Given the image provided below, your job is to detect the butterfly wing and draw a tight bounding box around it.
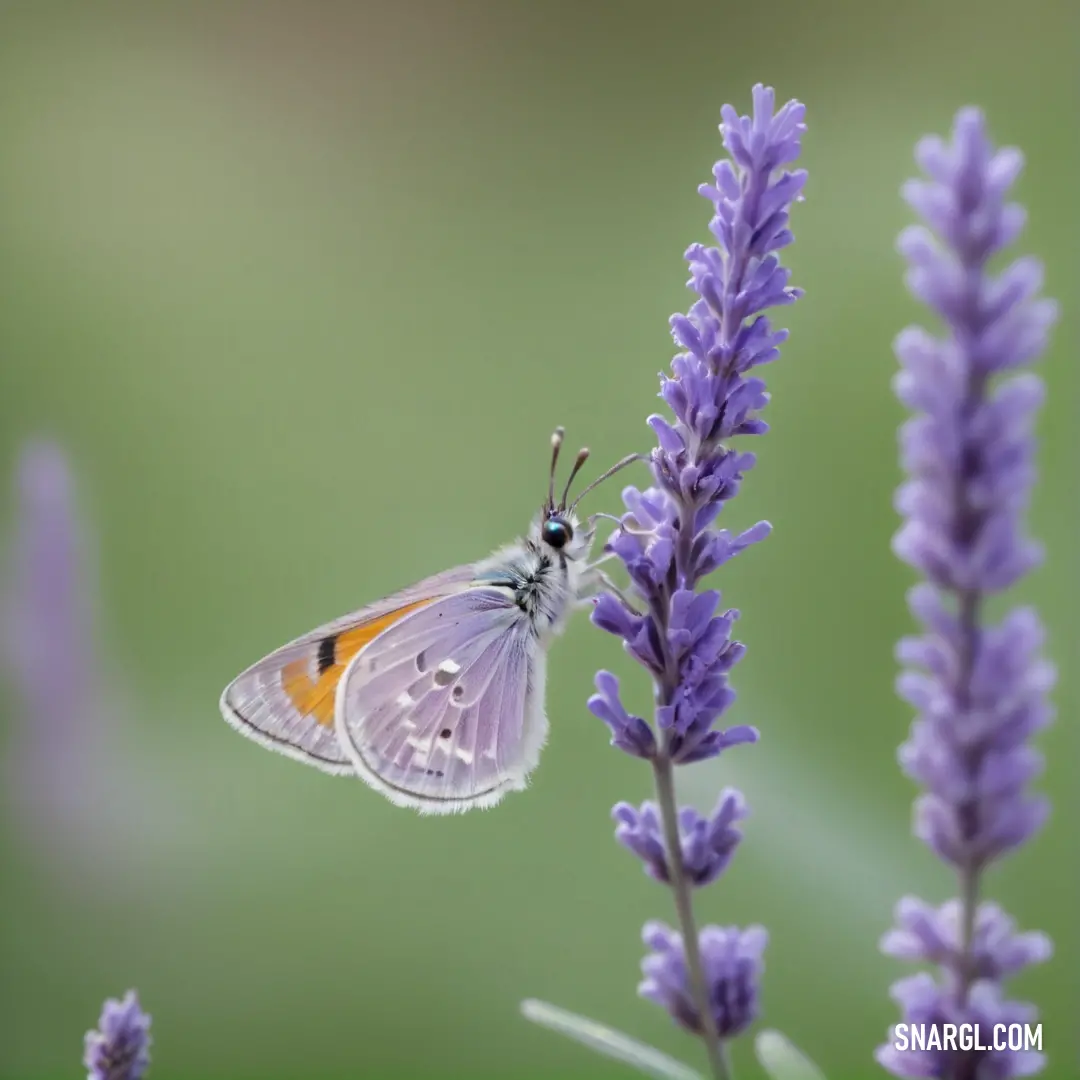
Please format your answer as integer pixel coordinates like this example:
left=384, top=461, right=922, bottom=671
left=334, top=587, right=549, bottom=813
left=219, top=567, right=477, bottom=774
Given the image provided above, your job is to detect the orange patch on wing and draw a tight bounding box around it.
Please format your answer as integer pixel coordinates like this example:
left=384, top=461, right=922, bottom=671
left=281, top=599, right=433, bottom=727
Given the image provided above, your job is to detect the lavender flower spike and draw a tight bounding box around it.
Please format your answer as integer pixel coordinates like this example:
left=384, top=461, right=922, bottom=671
left=640, top=922, right=767, bottom=1040
left=614, top=790, right=747, bottom=887
left=589, top=85, right=806, bottom=1080
left=84, top=990, right=152, bottom=1080
left=3, top=440, right=102, bottom=839
left=880, top=108, right=1056, bottom=1078
left=1, top=439, right=154, bottom=869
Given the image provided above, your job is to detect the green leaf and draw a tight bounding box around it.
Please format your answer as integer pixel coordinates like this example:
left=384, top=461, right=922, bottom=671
left=754, top=1029, right=827, bottom=1080
left=520, top=998, right=705, bottom=1080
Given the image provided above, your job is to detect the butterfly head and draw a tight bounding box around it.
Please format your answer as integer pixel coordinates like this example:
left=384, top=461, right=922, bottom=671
left=536, top=425, right=637, bottom=563
left=527, top=506, right=589, bottom=563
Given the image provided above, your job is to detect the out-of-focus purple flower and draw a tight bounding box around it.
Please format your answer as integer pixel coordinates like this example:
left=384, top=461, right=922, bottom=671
left=613, top=790, right=747, bottom=887
left=1, top=439, right=176, bottom=873
left=83, top=990, right=152, bottom=1080
left=639, top=921, right=767, bottom=1039
left=896, top=597, right=1053, bottom=868
left=882, top=108, right=1056, bottom=1076
left=3, top=440, right=102, bottom=832
left=882, top=898, right=1052, bottom=983
left=876, top=976, right=1045, bottom=1079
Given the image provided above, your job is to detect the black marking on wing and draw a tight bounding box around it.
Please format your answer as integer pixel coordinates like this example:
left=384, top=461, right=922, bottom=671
left=316, top=634, right=338, bottom=675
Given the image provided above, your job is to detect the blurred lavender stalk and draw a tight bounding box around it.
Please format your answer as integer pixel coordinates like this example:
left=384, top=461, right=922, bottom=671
left=84, top=990, right=152, bottom=1080
left=4, top=440, right=102, bottom=828
left=879, top=109, right=1057, bottom=1078
left=2, top=439, right=150, bottom=867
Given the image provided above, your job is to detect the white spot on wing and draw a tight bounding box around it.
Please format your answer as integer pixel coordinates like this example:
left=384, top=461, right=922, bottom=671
left=406, top=734, right=435, bottom=754
left=437, top=659, right=462, bottom=675
left=396, top=692, right=414, bottom=708
left=454, top=747, right=474, bottom=764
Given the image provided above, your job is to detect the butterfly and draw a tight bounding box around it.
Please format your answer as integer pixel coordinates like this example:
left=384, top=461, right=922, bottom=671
left=219, top=429, right=638, bottom=815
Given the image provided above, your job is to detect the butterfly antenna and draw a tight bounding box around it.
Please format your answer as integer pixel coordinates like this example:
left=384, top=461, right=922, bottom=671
left=559, top=447, right=591, bottom=510
left=547, top=427, right=566, bottom=509
left=568, top=452, right=646, bottom=513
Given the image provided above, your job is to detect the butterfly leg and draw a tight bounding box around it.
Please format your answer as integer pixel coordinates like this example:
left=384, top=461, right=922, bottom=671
left=576, top=566, right=643, bottom=615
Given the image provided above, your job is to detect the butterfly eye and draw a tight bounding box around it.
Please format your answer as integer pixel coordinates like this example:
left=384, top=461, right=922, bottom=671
left=542, top=518, right=572, bottom=549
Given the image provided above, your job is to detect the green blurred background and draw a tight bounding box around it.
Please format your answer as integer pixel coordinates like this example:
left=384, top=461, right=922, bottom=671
left=0, top=2, right=1075, bottom=1077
